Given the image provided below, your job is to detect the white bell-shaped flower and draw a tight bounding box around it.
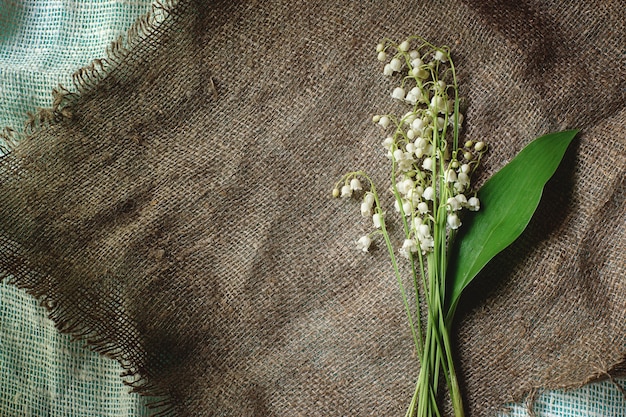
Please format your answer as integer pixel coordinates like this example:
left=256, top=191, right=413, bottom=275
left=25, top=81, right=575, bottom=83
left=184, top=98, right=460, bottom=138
left=356, top=235, right=372, bottom=252
left=447, top=213, right=462, bottom=229
left=341, top=184, right=352, bottom=198
left=445, top=169, right=458, bottom=183
left=455, top=193, right=467, bottom=206
left=389, top=57, right=402, bottom=72
left=411, top=118, right=425, bottom=132
left=382, top=136, right=394, bottom=151
left=363, top=192, right=375, bottom=207
left=372, top=213, right=383, bottom=228
left=457, top=172, right=470, bottom=186
left=401, top=199, right=413, bottom=215
left=420, top=236, right=434, bottom=253
left=391, top=87, right=406, bottom=100
left=468, top=196, right=480, bottom=211
left=401, top=238, right=418, bottom=258
left=423, top=186, right=435, bottom=201
left=361, top=201, right=373, bottom=217
left=350, top=178, right=362, bottom=191
left=447, top=197, right=461, bottom=211
left=434, top=50, right=448, bottom=62
left=417, top=223, right=431, bottom=239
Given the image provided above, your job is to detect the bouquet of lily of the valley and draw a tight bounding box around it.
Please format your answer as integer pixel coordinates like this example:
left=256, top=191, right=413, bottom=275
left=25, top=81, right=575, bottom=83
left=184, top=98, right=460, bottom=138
left=333, top=36, right=577, bottom=417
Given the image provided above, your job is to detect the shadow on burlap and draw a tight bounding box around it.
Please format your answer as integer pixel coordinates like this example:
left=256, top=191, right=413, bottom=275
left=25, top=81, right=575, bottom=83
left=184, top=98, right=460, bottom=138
left=0, top=0, right=624, bottom=415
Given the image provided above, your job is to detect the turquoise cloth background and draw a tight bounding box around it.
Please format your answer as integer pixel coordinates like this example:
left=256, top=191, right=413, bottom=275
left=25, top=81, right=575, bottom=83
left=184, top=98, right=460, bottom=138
left=0, top=1, right=624, bottom=416
left=0, top=1, right=153, bottom=415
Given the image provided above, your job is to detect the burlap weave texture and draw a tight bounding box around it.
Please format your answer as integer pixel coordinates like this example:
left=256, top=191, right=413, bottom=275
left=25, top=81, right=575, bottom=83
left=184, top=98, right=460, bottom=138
left=0, top=0, right=624, bottom=416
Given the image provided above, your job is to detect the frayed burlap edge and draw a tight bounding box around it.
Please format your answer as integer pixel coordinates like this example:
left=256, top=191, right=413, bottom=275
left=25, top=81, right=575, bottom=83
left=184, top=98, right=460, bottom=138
left=1, top=2, right=185, bottom=415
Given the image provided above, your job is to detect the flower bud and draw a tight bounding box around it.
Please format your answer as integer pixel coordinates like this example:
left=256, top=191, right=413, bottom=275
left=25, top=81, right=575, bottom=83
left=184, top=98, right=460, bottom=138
left=414, top=137, right=427, bottom=148
left=411, top=118, right=424, bottom=132
left=378, top=115, right=390, bottom=129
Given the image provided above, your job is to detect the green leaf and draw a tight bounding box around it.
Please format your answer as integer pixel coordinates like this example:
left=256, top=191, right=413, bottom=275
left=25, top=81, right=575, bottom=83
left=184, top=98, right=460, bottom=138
left=446, top=130, right=578, bottom=317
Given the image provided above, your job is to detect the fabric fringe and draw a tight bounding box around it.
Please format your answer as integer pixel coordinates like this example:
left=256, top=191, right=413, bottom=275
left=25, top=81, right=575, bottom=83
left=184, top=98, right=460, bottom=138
left=1, top=1, right=187, bottom=415
left=1, top=0, right=184, bottom=149
left=4, top=267, right=177, bottom=416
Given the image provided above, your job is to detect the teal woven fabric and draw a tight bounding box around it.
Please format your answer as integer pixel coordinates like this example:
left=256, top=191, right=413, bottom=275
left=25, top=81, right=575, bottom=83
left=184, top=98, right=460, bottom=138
left=502, top=383, right=626, bottom=417
left=0, top=1, right=153, bottom=415
left=0, top=0, right=152, bottom=138
left=0, top=284, right=152, bottom=416
left=0, top=1, right=624, bottom=416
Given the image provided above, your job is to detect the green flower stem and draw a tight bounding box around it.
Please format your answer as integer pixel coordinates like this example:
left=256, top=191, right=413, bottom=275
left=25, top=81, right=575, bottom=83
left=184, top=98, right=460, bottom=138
left=378, top=215, right=422, bottom=355
left=409, top=150, right=466, bottom=417
left=389, top=155, right=426, bottom=357
left=447, top=54, right=460, bottom=151
left=367, top=182, right=422, bottom=357
left=409, top=251, right=426, bottom=353
left=415, top=316, right=437, bottom=417
left=440, top=313, right=465, bottom=416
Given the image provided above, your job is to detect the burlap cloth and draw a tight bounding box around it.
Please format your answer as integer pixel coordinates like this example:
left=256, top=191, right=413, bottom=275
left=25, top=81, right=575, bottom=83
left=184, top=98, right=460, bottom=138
left=1, top=0, right=624, bottom=415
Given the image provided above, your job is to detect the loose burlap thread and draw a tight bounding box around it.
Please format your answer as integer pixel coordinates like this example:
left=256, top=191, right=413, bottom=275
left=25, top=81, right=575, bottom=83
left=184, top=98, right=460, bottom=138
left=0, top=0, right=624, bottom=416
